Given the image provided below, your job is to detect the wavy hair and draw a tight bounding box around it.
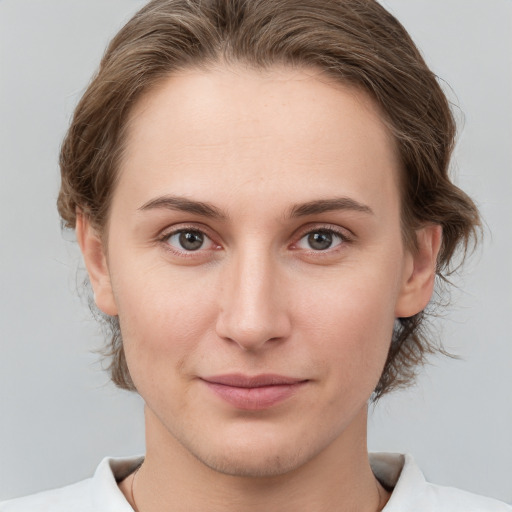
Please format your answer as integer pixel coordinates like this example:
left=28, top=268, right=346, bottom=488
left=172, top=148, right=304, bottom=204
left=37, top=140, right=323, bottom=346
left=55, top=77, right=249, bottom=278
left=58, top=0, right=480, bottom=399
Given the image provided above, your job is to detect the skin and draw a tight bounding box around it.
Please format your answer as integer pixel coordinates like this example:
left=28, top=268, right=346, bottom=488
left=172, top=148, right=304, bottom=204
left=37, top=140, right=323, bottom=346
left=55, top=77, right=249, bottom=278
left=77, top=65, right=441, bottom=512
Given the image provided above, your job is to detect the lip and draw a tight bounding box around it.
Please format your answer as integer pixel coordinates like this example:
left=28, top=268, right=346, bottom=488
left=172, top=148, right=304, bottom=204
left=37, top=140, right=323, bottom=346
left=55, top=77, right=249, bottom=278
left=201, top=374, right=308, bottom=410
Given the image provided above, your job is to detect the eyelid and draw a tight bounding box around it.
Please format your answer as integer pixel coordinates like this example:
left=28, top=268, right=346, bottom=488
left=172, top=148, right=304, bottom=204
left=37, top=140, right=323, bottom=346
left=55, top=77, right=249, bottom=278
left=290, top=224, right=354, bottom=252
left=293, top=223, right=353, bottom=242
left=157, top=223, right=222, bottom=255
left=155, top=222, right=353, bottom=256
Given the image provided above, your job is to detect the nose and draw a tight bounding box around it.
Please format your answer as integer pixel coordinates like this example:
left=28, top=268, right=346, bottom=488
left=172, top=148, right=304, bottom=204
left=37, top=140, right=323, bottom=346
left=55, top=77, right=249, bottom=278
left=215, top=245, right=292, bottom=351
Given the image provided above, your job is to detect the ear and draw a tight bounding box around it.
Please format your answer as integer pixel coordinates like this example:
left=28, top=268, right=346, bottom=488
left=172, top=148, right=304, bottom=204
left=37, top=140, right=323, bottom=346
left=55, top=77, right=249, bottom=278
left=75, top=213, right=118, bottom=316
left=395, top=224, right=442, bottom=318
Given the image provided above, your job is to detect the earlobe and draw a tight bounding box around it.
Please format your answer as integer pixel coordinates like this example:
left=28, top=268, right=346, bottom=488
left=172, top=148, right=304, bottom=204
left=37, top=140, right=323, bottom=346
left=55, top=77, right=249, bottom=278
left=75, top=213, right=118, bottom=316
left=395, top=224, right=442, bottom=318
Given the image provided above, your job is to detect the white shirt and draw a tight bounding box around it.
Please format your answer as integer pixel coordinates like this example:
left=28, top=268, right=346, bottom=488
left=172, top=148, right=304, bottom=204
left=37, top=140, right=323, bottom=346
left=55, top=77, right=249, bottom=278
left=1, top=453, right=510, bottom=511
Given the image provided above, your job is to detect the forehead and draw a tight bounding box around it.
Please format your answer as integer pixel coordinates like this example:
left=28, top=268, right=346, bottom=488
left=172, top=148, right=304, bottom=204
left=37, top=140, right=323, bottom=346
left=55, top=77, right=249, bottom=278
left=117, top=65, right=401, bottom=220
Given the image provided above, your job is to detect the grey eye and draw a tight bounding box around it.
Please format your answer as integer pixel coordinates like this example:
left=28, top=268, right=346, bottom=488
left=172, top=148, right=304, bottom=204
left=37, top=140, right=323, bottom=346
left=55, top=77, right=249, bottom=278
left=296, top=229, right=344, bottom=251
left=307, top=231, right=333, bottom=250
left=168, top=230, right=206, bottom=251
left=180, top=231, right=204, bottom=250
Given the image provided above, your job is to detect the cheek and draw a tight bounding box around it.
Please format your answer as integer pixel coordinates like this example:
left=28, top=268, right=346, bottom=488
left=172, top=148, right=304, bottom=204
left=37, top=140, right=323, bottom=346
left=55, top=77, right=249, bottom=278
left=109, top=243, right=401, bottom=407
left=296, top=271, right=398, bottom=391
left=110, top=262, right=220, bottom=384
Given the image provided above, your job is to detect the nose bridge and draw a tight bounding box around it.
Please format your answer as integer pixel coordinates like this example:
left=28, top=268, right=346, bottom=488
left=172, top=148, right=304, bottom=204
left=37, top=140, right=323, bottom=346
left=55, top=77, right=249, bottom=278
left=216, top=240, right=289, bottom=350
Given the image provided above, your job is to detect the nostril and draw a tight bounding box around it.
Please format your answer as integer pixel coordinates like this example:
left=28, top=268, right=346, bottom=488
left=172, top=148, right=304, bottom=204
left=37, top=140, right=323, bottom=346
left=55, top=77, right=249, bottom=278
left=215, top=314, right=291, bottom=351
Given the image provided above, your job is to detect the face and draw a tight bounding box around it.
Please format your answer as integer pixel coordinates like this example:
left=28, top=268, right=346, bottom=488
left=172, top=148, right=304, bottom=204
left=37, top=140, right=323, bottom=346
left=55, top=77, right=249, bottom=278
left=80, top=65, right=438, bottom=477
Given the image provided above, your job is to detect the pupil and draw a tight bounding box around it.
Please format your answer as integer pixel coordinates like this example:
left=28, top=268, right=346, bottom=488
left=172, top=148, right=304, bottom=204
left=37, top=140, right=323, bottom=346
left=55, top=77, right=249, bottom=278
left=179, top=231, right=204, bottom=251
left=308, top=231, right=332, bottom=250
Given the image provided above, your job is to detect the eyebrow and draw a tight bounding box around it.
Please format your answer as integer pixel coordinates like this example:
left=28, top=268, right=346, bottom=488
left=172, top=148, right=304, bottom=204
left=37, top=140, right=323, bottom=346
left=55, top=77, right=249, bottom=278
left=289, top=197, right=374, bottom=217
left=137, top=195, right=373, bottom=219
left=138, top=195, right=226, bottom=219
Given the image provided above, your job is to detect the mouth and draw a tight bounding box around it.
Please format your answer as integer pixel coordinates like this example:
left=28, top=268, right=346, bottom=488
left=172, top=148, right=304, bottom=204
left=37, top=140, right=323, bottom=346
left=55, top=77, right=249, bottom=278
left=200, top=374, right=309, bottom=410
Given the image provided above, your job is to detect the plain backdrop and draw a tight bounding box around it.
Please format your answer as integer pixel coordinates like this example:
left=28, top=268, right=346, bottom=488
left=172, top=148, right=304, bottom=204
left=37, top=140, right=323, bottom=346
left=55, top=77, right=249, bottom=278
left=1, top=0, right=511, bottom=504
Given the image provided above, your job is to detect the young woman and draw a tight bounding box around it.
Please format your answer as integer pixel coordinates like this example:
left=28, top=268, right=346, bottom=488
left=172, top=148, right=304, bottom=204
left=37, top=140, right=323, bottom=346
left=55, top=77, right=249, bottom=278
left=1, top=1, right=510, bottom=510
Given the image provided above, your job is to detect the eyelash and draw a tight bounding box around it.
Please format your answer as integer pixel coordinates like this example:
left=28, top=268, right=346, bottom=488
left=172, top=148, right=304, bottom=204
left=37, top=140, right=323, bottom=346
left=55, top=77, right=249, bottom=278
left=157, top=224, right=220, bottom=258
left=157, top=224, right=353, bottom=258
left=292, top=226, right=351, bottom=254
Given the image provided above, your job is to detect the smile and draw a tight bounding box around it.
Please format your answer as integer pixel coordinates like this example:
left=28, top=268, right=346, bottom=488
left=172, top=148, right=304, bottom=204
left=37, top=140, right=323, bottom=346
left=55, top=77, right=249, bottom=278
left=201, top=374, right=308, bottom=410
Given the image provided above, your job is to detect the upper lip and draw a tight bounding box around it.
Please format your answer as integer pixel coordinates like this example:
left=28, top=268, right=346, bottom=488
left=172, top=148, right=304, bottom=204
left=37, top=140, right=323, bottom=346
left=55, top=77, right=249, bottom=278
left=201, top=374, right=306, bottom=388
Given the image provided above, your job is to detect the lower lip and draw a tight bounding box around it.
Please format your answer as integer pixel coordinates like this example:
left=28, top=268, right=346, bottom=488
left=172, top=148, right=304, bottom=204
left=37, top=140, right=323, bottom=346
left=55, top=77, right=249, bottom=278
left=203, top=381, right=306, bottom=410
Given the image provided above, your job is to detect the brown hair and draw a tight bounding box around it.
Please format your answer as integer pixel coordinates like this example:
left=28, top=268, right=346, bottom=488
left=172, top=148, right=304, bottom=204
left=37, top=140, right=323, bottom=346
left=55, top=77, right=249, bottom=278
left=58, top=0, right=480, bottom=399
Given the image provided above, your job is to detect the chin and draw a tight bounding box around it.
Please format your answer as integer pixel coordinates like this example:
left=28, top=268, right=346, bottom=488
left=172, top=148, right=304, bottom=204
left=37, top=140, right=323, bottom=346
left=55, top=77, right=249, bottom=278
left=178, top=420, right=333, bottom=479
left=192, top=443, right=309, bottom=478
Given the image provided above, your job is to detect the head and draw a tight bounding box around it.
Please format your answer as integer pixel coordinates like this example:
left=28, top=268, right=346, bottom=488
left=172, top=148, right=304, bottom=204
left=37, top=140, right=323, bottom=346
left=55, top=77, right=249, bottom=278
left=58, top=0, right=480, bottom=405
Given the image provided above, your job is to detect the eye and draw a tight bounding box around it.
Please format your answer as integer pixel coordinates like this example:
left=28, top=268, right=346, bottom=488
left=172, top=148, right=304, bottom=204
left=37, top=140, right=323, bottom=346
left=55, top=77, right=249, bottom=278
left=165, top=229, right=215, bottom=252
left=296, top=229, right=345, bottom=251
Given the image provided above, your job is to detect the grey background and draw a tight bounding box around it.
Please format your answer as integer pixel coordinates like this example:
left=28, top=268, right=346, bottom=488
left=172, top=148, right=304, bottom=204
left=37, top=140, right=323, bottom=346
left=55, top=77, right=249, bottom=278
left=1, top=0, right=511, bottom=503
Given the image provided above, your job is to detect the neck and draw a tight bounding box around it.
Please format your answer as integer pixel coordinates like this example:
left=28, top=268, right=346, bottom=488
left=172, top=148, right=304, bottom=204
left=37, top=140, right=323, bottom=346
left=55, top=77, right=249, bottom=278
left=121, top=405, right=389, bottom=512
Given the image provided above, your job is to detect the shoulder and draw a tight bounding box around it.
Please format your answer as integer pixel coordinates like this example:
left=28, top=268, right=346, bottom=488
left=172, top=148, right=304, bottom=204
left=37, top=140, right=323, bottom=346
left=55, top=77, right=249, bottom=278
left=0, top=456, right=143, bottom=512
left=0, top=479, right=93, bottom=512
left=371, top=453, right=512, bottom=512
left=419, top=484, right=512, bottom=511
